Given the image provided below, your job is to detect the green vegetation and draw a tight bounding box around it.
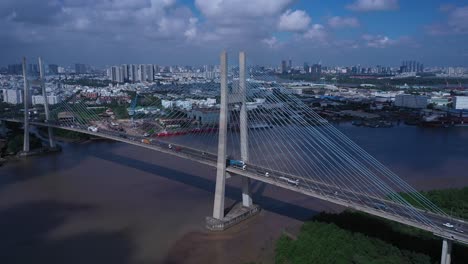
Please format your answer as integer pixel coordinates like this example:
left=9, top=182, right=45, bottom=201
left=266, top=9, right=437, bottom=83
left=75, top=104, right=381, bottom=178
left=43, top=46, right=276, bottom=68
left=400, top=187, right=468, bottom=220
left=108, top=104, right=130, bottom=119
left=275, top=211, right=468, bottom=264
left=5, top=134, right=42, bottom=154
left=0, top=123, right=42, bottom=155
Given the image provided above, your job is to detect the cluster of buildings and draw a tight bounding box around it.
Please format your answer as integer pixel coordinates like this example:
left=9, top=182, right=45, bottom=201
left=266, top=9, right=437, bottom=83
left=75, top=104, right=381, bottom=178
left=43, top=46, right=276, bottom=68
left=77, top=87, right=131, bottom=105
left=2, top=88, right=62, bottom=105
left=5, top=63, right=89, bottom=75
left=400, top=61, right=424, bottom=73
left=107, top=64, right=220, bottom=84
left=161, top=98, right=217, bottom=111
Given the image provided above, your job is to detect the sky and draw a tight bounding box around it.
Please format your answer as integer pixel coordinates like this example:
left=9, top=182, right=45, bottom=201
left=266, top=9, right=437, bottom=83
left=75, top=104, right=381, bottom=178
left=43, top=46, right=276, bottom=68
left=1, top=0, right=468, bottom=67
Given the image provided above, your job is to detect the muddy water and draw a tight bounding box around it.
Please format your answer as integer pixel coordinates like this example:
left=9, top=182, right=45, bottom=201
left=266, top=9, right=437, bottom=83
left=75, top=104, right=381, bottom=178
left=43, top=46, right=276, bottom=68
left=0, top=124, right=467, bottom=263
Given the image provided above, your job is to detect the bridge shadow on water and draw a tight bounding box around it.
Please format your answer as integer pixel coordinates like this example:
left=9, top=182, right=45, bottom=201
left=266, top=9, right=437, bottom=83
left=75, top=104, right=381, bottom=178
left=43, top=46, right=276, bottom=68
left=91, top=150, right=320, bottom=222
left=0, top=201, right=133, bottom=264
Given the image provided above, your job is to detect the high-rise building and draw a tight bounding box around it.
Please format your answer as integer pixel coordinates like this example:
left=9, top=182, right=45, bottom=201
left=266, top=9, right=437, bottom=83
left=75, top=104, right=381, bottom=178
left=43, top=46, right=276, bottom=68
left=401, top=60, right=423, bottom=73
left=111, top=66, right=120, bottom=83
left=7, top=64, right=23, bottom=75
left=288, top=59, right=292, bottom=70
left=2, top=89, right=23, bottom=104
left=146, top=64, right=154, bottom=82
left=118, top=66, right=124, bottom=83
left=311, top=64, right=322, bottom=77
left=75, top=64, right=87, bottom=74
left=130, top=64, right=138, bottom=82
left=281, top=60, right=287, bottom=74
left=49, top=64, right=59, bottom=75
left=139, top=65, right=146, bottom=82
left=121, top=64, right=129, bottom=81
left=303, top=62, right=309, bottom=73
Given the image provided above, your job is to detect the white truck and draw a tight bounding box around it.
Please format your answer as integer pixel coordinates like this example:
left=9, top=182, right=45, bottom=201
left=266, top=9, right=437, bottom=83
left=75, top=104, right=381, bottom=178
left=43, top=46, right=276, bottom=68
left=87, top=126, right=98, bottom=133
left=279, top=176, right=299, bottom=186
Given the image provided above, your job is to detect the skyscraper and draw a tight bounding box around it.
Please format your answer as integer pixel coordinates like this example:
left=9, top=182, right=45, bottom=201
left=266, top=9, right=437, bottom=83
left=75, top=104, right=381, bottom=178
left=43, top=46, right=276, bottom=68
left=49, top=64, right=59, bottom=75
left=281, top=60, right=287, bottom=74
left=146, top=64, right=154, bottom=82
left=139, top=65, right=146, bottom=82
left=75, top=64, right=86, bottom=74
left=311, top=64, right=322, bottom=78
left=111, top=66, right=119, bottom=83
left=130, top=64, right=138, bottom=82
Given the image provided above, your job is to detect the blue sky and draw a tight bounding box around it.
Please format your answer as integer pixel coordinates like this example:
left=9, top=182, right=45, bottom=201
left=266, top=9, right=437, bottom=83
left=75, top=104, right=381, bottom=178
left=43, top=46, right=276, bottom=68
left=0, top=0, right=467, bottom=67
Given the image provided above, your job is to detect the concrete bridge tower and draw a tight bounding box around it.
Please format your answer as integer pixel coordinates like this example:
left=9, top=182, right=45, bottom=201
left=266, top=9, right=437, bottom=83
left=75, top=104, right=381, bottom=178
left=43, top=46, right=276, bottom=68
left=21, top=57, right=30, bottom=153
left=206, top=51, right=259, bottom=231
left=38, top=57, right=56, bottom=149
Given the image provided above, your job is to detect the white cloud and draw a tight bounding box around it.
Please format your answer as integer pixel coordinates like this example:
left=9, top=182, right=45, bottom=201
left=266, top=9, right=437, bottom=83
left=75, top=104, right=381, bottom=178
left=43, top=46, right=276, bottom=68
left=191, top=0, right=295, bottom=46
left=278, top=9, right=311, bottom=32
left=195, top=0, right=293, bottom=19
left=362, top=34, right=395, bottom=48
left=262, top=36, right=279, bottom=48
left=184, top=18, right=198, bottom=40
left=303, top=24, right=328, bottom=43
left=427, top=5, right=468, bottom=35
left=448, top=6, right=468, bottom=33
left=328, top=16, right=360, bottom=28
left=347, top=0, right=399, bottom=12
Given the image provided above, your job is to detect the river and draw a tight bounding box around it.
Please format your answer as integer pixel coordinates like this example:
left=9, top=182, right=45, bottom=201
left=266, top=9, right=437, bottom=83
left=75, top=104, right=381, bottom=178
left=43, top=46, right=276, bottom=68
left=0, top=123, right=467, bottom=263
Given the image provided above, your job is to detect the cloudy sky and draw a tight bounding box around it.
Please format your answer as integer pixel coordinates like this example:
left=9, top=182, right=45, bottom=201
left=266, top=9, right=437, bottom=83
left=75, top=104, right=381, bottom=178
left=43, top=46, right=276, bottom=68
left=1, top=0, right=468, bottom=67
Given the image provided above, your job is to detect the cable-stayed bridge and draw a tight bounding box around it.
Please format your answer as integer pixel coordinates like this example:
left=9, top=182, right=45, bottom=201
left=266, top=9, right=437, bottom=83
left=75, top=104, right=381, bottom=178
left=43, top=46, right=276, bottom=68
left=1, top=53, right=466, bottom=263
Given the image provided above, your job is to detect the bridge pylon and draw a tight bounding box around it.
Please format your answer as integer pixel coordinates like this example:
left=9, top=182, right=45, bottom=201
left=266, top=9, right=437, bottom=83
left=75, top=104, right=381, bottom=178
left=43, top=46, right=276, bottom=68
left=21, top=57, right=30, bottom=153
left=206, top=51, right=260, bottom=231
left=239, top=51, right=253, bottom=208
left=38, top=57, right=57, bottom=149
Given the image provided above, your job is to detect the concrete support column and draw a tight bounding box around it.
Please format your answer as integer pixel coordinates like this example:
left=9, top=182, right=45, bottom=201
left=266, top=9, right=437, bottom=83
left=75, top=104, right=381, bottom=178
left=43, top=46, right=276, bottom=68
left=239, top=51, right=252, bottom=207
left=441, top=239, right=452, bottom=264
left=212, top=51, right=228, bottom=220
left=38, top=57, right=56, bottom=148
left=22, top=57, right=30, bottom=153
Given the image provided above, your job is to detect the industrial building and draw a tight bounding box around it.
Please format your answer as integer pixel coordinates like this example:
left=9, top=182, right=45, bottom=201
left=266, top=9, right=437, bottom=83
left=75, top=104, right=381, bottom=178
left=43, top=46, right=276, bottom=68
left=394, top=94, right=430, bottom=109
left=32, top=95, right=62, bottom=105
left=454, top=96, right=468, bottom=110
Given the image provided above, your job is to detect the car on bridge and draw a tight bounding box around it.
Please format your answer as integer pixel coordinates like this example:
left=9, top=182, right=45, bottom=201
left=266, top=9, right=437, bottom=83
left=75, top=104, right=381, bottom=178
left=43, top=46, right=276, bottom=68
left=443, top=222, right=454, bottom=228
left=373, top=202, right=388, bottom=210
left=227, top=159, right=246, bottom=170
left=168, top=144, right=182, bottom=152
left=87, top=126, right=98, bottom=132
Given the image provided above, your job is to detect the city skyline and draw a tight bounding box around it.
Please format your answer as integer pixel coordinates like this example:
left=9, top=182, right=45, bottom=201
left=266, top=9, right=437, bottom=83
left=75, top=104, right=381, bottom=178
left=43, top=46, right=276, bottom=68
left=0, top=0, right=467, bottom=66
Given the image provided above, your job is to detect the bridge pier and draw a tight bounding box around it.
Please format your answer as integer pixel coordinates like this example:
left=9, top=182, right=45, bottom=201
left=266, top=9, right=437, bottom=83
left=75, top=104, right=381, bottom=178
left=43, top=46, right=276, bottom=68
left=440, top=239, right=452, bottom=264
left=206, top=51, right=259, bottom=231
